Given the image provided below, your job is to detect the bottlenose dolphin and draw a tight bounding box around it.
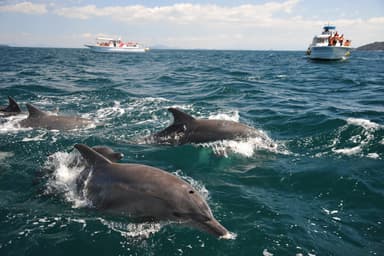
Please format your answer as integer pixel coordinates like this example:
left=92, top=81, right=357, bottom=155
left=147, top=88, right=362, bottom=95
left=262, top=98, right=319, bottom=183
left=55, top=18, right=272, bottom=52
left=74, top=143, right=232, bottom=239
left=0, top=96, right=21, bottom=116
left=76, top=146, right=124, bottom=198
left=20, top=103, right=96, bottom=130
left=152, top=108, right=267, bottom=145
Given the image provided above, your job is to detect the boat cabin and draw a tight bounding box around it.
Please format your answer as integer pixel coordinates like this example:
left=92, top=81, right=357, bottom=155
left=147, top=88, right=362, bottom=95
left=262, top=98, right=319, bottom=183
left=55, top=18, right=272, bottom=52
left=311, top=25, right=349, bottom=47
left=312, top=35, right=330, bottom=47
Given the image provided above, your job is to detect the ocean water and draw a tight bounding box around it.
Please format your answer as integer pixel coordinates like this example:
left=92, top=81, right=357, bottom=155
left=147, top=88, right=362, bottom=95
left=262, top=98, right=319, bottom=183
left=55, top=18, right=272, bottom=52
left=0, top=47, right=383, bottom=256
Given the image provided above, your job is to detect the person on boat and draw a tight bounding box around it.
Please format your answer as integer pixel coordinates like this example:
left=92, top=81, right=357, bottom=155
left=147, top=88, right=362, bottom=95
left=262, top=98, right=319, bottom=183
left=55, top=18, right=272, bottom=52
left=328, top=35, right=336, bottom=46
left=339, top=34, right=344, bottom=46
left=344, top=40, right=351, bottom=46
left=333, top=32, right=340, bottom=46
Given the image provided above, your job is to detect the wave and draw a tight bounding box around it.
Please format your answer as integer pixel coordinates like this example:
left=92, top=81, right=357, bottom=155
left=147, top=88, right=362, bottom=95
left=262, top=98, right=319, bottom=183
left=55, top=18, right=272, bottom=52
left=331, top=118, right=382, bottom=159
left=0, top=151, right=14, bottom=161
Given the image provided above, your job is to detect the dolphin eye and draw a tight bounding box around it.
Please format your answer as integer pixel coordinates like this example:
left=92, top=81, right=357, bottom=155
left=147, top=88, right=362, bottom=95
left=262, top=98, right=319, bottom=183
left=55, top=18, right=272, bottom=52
left=173, top=212, right=182, bottom=218
left=189, top=190, right=194, bottom=194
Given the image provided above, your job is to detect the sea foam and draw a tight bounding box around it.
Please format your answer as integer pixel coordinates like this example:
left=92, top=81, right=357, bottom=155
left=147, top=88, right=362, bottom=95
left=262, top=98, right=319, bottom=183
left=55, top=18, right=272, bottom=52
left=332, top=118, right=382, bottom=158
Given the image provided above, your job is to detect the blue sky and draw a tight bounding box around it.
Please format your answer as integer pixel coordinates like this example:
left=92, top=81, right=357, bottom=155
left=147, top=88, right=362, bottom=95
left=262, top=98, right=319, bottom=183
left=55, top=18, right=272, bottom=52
left=0, top=0, right=383, bottom=49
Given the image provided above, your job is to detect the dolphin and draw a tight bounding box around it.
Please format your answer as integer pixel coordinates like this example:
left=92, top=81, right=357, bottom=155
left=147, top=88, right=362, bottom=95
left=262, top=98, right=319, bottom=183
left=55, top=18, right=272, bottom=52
left=74, top=143, right=232, bottom=239
left=0, top=96, right=22, bottom=116
left=151, top=108, right=267, bottom=145
left=76, top=146, right=124, bottom=198
left=19, top=103, right=97, bottom=130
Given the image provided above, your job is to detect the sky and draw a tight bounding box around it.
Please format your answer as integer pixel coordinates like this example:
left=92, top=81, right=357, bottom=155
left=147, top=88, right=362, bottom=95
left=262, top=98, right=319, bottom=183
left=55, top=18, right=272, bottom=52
left=0, top=0, right=383, bottom=50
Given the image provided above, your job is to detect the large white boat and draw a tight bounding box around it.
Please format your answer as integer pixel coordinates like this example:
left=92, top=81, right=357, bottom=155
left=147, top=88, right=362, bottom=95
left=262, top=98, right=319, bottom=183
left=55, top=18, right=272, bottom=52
left=306, top=25, right=351, bottom=60
left=85, top=37, right=149, bottom=53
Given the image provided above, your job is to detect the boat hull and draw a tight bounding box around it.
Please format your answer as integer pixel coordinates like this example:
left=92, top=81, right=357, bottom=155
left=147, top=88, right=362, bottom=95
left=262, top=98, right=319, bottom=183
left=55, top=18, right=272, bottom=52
left=308, top=46, right=351, bottom=60
left=85, top=45, right=147, bottom=53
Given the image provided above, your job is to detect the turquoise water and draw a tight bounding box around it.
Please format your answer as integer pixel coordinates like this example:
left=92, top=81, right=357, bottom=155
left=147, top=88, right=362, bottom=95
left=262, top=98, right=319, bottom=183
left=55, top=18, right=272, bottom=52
left=0, top=48, right=383, bottom=255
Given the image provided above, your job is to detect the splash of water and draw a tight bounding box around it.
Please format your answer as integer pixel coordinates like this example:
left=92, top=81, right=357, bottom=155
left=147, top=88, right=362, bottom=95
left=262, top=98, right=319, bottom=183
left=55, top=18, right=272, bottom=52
left=0, top=114, right=31, bottom=133
left=99, top=218, right=163, bottom=239
left=44, top=151, right=90, bottom=208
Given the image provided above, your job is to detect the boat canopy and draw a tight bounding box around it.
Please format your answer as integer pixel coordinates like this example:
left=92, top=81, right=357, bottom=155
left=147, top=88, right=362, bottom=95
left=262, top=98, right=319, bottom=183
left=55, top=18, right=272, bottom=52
left=323, top=25, right=336, bottom=30
left=96, top=37, right=120, bottom=41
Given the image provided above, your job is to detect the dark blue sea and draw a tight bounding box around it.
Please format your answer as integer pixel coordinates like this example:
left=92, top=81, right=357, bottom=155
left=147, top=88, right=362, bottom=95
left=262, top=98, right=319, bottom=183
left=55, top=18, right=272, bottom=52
left=0, top=48, right=383, bottom=256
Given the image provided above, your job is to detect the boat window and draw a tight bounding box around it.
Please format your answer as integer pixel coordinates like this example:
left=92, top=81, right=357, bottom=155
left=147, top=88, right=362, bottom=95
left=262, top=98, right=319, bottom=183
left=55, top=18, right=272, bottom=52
left=316, top=38, right=326, bottom=44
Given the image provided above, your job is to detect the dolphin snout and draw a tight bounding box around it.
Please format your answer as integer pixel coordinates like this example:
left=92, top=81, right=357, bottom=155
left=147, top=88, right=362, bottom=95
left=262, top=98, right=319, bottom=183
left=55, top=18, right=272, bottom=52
left=195, top=218, right=233, bottom=239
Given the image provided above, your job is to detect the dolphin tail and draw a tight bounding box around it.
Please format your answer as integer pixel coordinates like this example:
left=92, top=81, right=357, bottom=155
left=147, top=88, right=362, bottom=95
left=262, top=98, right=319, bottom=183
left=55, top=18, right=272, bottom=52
left=74, top=144, right=112, bottom=166
left=2, top=96, right=21, bottom=113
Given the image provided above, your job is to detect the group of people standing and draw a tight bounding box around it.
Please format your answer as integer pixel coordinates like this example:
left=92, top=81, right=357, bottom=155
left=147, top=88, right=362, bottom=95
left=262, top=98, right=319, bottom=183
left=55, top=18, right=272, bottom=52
left=329, top=32, right=351, bottom=46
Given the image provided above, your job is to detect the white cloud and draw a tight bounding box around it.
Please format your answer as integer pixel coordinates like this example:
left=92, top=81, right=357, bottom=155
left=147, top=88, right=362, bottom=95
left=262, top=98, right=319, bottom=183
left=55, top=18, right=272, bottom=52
left=368, top=17, right=384, bottom=24
left=0, top=1, right=47, bottom=15
left=54, top=1, right=300, bottom=24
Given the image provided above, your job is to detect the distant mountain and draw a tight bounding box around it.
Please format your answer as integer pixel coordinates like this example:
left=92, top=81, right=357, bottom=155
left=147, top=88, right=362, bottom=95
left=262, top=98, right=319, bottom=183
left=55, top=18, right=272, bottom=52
left=356, top=42, right=384, bottom=51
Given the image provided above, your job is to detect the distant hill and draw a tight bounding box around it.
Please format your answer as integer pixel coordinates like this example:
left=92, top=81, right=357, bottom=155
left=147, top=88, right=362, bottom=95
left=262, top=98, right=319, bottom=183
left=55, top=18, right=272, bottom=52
left=356, top=42, right=384, bottom=51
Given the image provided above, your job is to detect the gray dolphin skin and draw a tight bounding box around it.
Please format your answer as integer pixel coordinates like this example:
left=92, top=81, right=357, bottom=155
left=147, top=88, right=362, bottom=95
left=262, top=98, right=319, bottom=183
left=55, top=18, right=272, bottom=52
left=74, top=143, right=232, bottom=239
left=152, top=108, right=262, bottom=145
left=0, top=96, right=22, bottom=116
left=19, top=103, right=96, bottom=130
left=91, top=146, right=124, bottom=162
left=76, top=146, right=124, bottom=198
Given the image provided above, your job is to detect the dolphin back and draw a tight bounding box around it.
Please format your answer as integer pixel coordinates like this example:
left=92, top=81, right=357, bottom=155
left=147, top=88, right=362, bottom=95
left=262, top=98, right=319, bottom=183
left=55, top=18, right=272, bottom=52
left=75, top=144, right=112, bottom=166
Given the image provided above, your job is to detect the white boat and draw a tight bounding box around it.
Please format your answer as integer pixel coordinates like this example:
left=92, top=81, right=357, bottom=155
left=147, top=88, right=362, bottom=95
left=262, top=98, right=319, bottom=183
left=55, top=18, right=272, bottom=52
left=85, top=37, right=149, bottom=53
left=306, top=25, right=351, bottom=60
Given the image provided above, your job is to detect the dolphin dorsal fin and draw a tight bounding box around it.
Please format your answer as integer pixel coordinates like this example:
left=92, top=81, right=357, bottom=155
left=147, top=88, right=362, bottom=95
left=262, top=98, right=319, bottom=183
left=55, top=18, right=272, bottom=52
left=26, top=103, right=47, bottom=117
left=75, top=144, right=112, bottom=166
left=5, top=96, right=21, bottom=113
left=168, top=108, right=195, bottom=125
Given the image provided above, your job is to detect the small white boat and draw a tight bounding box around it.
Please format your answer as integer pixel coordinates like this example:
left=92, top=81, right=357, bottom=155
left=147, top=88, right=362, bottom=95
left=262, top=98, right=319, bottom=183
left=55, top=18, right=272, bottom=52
left=306, top=25, right=351, bottom=60
left=85, top=37, right=149, bottom=53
